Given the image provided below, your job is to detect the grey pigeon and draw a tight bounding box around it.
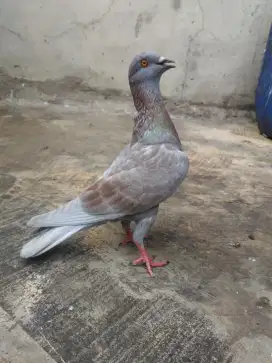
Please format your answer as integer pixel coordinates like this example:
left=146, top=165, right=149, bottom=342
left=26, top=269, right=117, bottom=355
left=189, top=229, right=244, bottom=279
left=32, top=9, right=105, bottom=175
left=20, top=51, right=189, bottom=277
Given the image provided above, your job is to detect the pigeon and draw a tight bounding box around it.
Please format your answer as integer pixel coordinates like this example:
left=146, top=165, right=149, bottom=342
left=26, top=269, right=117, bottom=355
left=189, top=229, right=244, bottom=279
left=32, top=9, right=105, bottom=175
left=20, top=51, right=189, bottom=277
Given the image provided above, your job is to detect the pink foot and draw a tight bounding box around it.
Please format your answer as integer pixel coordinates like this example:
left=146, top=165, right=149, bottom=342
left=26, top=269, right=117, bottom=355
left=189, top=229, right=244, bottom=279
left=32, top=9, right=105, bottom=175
left=119, top=229, right=133, bottom=247
left=133, top=243, right=169, bottom=277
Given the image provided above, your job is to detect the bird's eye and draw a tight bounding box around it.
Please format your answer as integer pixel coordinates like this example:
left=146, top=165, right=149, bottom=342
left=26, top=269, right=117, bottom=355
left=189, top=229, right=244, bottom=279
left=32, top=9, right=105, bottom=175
left=140, top=59, right=148, bottom=68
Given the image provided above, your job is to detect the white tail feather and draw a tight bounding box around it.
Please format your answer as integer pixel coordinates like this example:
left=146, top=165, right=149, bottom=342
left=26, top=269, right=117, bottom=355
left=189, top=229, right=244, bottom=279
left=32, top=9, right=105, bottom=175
left=20, top=225, right=86, bottom=258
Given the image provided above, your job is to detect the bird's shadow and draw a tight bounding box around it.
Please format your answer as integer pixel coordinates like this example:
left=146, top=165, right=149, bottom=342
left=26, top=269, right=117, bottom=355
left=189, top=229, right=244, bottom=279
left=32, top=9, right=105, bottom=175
left=21, top=233, right=92, bottom=267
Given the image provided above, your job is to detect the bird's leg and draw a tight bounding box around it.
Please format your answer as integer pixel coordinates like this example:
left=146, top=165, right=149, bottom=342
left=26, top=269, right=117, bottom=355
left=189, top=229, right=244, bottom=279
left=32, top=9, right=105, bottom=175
left=133, top=243, right=169, bottom=276
left=119, top=220, right=133, bottom=246
left=131, top=211, right=168, bottom=277
left=120, top=220, right=150, bottom=248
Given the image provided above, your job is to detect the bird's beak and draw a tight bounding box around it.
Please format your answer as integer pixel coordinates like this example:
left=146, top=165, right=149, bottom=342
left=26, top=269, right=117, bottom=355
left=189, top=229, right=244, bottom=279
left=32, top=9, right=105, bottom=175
left=156, top=56, right=176, bottom=69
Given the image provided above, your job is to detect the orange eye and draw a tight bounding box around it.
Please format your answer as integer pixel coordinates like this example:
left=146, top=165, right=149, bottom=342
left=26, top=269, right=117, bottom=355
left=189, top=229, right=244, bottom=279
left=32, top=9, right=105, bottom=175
left=140, top=59, right=148, bottom=68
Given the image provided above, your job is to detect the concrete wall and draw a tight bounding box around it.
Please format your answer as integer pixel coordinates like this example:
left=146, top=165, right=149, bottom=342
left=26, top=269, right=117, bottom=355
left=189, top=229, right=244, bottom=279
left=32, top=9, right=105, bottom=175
left=0, top=0, right=271, bottom=106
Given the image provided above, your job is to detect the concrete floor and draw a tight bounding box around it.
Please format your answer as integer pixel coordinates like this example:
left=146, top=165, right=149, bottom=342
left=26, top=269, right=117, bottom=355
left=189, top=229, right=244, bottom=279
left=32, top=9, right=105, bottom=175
left=0, top=95, right=272, bottom=363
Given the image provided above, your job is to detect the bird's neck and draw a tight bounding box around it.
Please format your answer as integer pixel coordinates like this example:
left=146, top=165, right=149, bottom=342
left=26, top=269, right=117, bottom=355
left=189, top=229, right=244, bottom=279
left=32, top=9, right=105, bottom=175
left=130, top=80, right=182, bottom=149
left=130, top=80, right=164, bottom=112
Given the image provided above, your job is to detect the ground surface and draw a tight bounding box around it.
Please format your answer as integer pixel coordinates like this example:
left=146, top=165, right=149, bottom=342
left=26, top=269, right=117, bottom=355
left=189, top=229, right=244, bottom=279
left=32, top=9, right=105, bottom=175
left=0, top=95, right=272, bottom=363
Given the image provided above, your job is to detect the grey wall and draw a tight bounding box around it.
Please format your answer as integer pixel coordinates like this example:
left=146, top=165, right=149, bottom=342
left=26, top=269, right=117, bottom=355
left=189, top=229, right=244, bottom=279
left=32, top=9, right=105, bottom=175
left=0, top=0, right=271, bottom=106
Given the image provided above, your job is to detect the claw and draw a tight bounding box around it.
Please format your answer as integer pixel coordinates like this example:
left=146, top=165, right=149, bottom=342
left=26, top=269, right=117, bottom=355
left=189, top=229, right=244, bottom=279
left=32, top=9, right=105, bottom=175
left=133, top=243, right=169, bottom=277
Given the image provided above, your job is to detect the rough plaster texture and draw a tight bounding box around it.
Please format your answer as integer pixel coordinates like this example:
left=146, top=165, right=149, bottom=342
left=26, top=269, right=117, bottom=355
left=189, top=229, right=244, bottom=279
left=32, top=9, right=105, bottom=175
left=0, top=307, right=56, bottom=363
left=0, top=0, right=271, bottom=106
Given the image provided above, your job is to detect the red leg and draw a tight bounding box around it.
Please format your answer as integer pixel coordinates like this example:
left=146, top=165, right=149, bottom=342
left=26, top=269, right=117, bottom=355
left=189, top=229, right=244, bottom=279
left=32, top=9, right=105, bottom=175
left=119, top=230, right=149, bottom=247
left=119, top=229, right=133, bottom=247
left=132, top=242, right=169, bottom=277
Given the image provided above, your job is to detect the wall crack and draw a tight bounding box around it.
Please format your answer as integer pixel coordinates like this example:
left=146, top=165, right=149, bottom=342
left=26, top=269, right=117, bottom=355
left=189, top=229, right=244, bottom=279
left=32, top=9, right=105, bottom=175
left=45, top=0, right=117, bottom=40
left=0, top=25, right=26, bottom=41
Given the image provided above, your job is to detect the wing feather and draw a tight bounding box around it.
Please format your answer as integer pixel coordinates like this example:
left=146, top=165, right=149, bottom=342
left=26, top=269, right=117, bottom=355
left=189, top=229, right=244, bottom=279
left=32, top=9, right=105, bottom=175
left=28, top=143, right=189, bottom=228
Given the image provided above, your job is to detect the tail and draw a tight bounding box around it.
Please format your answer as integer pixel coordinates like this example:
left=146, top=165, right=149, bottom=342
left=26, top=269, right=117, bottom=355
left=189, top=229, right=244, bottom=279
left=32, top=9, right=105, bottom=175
left=20, top=225, right=86, bottom=259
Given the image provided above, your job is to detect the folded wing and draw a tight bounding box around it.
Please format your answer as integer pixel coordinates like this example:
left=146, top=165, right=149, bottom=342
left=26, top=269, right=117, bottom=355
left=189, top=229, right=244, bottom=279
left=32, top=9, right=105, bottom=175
left=28, top=143, right=189, bottom=228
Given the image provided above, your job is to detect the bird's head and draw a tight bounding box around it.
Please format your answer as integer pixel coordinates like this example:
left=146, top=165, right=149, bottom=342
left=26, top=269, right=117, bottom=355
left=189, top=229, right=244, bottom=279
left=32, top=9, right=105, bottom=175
left=128, top=51, right=176, bottom=85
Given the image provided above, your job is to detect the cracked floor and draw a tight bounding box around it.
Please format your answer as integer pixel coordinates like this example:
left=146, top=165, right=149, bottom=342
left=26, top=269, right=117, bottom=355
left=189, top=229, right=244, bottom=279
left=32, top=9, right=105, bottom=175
left=0, top=95, right=272, bottom=363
